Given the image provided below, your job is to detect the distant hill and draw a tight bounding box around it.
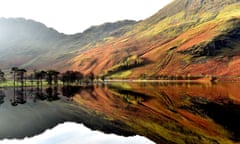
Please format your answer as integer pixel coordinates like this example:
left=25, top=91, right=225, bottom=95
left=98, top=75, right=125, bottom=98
left=0, top=18, right=136, bottom=70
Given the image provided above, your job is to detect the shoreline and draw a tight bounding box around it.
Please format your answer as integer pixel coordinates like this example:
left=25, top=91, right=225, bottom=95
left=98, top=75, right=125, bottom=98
left=105, top=77, right=213, bottom=83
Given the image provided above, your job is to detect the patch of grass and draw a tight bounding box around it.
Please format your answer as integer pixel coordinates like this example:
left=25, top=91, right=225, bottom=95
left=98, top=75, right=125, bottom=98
left=0, top=80, right=61, bottom=87
left=217, top=4, right=240, bottom=19
left=141, top=11, right=186, bottom=37
left=104, top=55, right=144, bottom=77
left=108, top=70, right=132, bottom=79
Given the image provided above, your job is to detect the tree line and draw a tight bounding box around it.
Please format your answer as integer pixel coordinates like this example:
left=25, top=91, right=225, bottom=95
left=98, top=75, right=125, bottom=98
left=0, top=67, right=99, bottom=87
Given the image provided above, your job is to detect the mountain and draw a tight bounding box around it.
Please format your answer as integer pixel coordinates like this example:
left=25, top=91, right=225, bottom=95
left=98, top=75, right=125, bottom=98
left=0, top=18, right=136, bottom=70
left=65, top=0, right=240, bottom=77
left=1, top=0, right=240, bottom=78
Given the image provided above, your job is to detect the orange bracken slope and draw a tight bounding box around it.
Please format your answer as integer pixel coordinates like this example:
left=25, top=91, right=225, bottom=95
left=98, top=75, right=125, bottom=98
left=62, top=0, right=240, bottom=77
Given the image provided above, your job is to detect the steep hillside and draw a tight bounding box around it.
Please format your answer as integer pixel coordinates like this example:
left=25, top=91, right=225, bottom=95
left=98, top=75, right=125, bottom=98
left=0, top=18, right=135, bottom=70
left=66, top=0, right=240, bottom=77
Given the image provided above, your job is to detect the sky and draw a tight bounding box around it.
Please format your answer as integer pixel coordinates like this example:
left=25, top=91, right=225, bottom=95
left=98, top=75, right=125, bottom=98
left=0, top=0, right=173, bottom=34
left=1, top=122, right=155, bottom=144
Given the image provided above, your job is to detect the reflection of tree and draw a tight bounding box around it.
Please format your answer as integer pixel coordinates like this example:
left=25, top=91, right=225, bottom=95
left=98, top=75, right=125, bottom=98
left=15, top=90, right=26, bottom=104
left=46, top=87, right=60, bottom=101
left=34, top=89, right=46, bottom=102
left=62, top=86, right=81, bottom=101
left=0, top=90, right=5, bottom=105
left=10, top=89, right=26, bottom=106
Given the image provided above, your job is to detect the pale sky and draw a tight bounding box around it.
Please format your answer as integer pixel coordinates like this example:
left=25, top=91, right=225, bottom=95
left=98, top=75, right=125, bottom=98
left=0, top=0, right=173, bottom=34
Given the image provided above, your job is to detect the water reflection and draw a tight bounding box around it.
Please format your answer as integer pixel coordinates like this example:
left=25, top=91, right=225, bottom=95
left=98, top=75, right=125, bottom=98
left=62, top=86, right=82, bottom=101
left=188, top=98, right=240, bottom=140
left=70, top=82, right=240, bottom=143
left=45, top=87, right=60, bottom=102
left=0, top=86, right=136, bottom=140
left=10, top=86, right=60, bottom=106
left=0, top=82, right=240, bottom=143
left=0, top=89, right=5, bottom=105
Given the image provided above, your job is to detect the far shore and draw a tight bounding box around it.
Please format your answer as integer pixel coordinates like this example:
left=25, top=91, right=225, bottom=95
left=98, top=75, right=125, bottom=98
left=1, top=76, right=240, bottom=88
left=105, top=76, right=240, bottom=83
left=105, top=77, right=212, bottom=83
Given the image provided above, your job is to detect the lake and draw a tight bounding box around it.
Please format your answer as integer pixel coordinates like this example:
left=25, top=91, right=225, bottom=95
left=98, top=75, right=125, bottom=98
left=0, top=82, right=240, bottom=144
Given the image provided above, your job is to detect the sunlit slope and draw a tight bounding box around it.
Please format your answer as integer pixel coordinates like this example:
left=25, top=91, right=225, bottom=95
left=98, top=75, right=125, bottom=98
left=68, top=0, right=240, bottom=77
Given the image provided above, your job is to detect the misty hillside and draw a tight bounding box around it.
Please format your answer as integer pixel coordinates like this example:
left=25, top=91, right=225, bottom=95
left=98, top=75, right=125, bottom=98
left=0, top=18, right=136, bottom=69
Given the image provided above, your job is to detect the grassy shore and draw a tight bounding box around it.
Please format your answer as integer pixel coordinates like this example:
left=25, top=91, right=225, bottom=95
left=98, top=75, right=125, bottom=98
left=0, top=80, right=52, bottom=87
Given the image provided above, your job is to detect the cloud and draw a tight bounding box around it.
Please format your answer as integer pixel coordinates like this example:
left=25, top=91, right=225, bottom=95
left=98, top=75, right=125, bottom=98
left=0, top=122, right=155, bottom=144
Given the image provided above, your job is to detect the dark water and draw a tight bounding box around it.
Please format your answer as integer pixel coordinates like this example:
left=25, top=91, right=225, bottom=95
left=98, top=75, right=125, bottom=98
left=0, top=82, right=240, bottom=144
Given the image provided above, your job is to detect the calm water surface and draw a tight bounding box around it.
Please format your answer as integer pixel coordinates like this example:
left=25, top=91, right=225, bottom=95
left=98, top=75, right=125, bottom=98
left=0, top=82, right=240, bottom=144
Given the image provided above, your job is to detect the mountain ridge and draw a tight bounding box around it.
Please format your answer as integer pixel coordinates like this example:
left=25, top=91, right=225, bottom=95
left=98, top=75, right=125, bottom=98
left=65, top=0, right=240, bottom=77
left=1, top=0, right=240, bottom=78
left=0, top=18, right=136, bottom=70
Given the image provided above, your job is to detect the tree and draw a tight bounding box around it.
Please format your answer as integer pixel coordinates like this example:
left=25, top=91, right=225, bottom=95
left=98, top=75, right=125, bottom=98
left=46, top=70, right=60, bottom=86
left=34, top=70, right=46, bottom=89
left=61, top=70, right=83, bottom=85
left=16, top=69, right=27, bottom=87
left=0, top=69, right=5, bottom=83
left=88, top=72, right=95, bottom=82
left=100, top=75, right=105, bottom=82
left=11, top=67, right=19, bottom=90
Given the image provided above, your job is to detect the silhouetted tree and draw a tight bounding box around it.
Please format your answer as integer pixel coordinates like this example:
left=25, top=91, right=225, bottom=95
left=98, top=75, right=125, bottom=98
left=75, top=71, right=83, bottom=85
left=16, top=68, right=27, bottom=87
left=61, top=70, right=83, bottom=85
left=11, top=67, right=18, bottom=88
left=100, top=75, right=105, bottom=82
left=88, top=72, right=95, bottom=82
left=46, top=70, right=60, bottom=86
left=35, top=70, right=46, bottom=90
left=0, top=69, right=5, bottom=83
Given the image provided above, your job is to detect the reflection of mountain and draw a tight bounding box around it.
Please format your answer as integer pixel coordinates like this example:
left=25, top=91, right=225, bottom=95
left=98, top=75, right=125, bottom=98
left=190, top=99, right=240, bottom=140
left=1, top=84, right=240, bottom=143
left=73, top=83, right=240, bottom=143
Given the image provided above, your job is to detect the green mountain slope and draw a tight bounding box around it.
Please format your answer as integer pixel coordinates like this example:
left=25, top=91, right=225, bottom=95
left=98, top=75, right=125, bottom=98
left=66, top=0, right=240, bottom=78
